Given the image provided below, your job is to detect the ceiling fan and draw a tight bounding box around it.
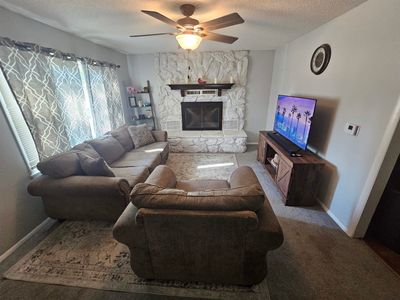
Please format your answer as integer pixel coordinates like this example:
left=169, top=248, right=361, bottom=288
left=130, top=4, right=244, bottom=50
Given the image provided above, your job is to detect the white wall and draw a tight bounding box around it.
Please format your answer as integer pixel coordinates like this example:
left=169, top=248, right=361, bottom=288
left=0, top=6, right=130, bottom=256
left=127, top=50, right=275, bottom=143
left=246, top=51, right=275, bottom=142
left=267, top=0, right=400, bottom=236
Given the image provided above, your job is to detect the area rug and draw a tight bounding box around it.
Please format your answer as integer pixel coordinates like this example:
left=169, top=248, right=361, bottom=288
left=3, top=153, right=270, bottom=299
left=4, top=222, right=269, bottom=299
left=167, top=153, right=238, bottom=180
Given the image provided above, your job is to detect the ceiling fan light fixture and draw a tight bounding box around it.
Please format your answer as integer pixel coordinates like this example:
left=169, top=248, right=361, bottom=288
left=176, top=33, right=202, bottom=50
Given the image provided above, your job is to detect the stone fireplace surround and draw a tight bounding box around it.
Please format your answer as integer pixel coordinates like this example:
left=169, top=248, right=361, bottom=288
left=154, top=51, right=248, bottom=153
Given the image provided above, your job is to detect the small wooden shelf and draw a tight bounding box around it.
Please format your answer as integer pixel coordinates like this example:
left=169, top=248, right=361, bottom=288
left=168, top=83, right=234, bottom=97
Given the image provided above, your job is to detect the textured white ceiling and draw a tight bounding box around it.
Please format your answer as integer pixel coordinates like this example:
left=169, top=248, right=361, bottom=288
left=0, top=0, right=366, bottom=54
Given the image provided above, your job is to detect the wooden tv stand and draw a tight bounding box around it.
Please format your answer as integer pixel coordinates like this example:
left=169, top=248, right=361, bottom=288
left=257, top=131, right=324, bottom=206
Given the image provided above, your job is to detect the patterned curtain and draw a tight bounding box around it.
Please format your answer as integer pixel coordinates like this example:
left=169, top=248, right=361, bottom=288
left=0, top=37, right=125, bottom=160
left=87, top=64, right=124, bottom=137
left=0, top=39, right=92, bottom=159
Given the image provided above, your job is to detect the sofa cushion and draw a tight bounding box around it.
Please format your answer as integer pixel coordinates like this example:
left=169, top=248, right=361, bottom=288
left=87, top=136, right=125, bottom=164
left=132, top=142, right=169, bottom=163
left=72, top=143, right=100, bottom=159
left=110, top=151, right=161, bottom=172
left=176, top=180, right=229, bottom=192
left=37, top=150, right=83, bottom=178
left=128, top=124, right=155, bottom=148
left=78, top=153, right=115, bottom=177
left=131, top=183, right=265, bottom=212
left=111, top=166, right=150, bottom=188
left=110, top=125, right=134, bottom=152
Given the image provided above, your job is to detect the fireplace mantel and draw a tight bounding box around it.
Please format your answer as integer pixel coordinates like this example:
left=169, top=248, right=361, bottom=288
left=168, top=83, right=234, bottom=97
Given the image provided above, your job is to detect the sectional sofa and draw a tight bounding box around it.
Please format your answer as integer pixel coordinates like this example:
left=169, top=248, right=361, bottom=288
left=28, top=125, right=169, bottom=221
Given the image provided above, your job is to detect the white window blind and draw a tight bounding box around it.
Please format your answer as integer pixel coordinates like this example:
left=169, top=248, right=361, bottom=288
left=0, top=70, right=39, bottom=174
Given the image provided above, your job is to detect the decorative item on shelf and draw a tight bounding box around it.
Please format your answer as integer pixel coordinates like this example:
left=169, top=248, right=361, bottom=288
left=229, top=76, right=234, bottom=84
left=127, top=86, right=140, bottom=95
left=136, top=98, right=144, bottom=107
left=197, top=78, right=207, bottom=84
left=310, top=44, right=331, bottom=75
left=143, top=86, right=149, bottom=93
left=128, top=96, right=137, bottom=107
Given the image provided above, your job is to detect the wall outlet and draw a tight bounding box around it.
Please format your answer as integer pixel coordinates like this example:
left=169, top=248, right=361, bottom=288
left=345, top=122, right=360, bottom=136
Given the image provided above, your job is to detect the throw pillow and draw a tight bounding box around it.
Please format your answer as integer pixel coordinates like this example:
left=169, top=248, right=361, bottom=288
left=109, top=125, right=134, bottom=151
left=72, top=142, right=101, bottom=159
left=77, top=153, right=115, bottom=177
left=37, top=150, right=83, bottom=178
left=86, top=135, right=126, bottom=164
left=128, top=124, right=155, bottom=148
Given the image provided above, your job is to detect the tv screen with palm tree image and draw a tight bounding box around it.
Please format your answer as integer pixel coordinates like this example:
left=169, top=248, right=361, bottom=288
left=274, top=95, right=317, bottom=150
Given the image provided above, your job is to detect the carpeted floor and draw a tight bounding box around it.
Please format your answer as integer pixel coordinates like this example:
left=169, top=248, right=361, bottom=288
left=237, top=146, right=400, bottom=299
left=1, top=146, right=399, bottom=300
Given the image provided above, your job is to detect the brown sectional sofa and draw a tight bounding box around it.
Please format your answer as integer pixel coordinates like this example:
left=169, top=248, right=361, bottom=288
left=28, top=126, right=169, bottom=221
left=113, top=165, right=284, bottom=285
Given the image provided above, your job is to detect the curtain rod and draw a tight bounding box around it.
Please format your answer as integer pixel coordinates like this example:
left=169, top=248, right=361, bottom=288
left=0, top=37, right=121, bottom=69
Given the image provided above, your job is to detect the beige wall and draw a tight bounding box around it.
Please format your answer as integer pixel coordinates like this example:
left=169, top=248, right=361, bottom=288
left=127, top=50, right=275, bottom=143
left=0, top=6, right=130, bottom=256
left=267, top=0, right=400, bottom=236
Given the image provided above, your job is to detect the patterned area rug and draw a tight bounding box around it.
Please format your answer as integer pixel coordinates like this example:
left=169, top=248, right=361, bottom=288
left=166, top=153, right=238, bottom=180
left=3, top=154, right=270, bottom=299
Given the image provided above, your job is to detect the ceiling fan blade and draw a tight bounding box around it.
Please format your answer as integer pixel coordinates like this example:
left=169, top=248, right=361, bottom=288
left=130, top=33, right=175, bottom=37
left=141, top=10, right=181, bottom=28
left=199, top=13, right=244, bottom=31
left=203, top=32, right=238, bottom=44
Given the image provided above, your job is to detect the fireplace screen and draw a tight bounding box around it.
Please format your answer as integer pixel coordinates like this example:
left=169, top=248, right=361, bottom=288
left=181, top=102, right=223, bottom=130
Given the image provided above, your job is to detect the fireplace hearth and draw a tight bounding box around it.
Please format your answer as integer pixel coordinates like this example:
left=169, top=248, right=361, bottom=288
left=181, top=102, right=223, bottom=130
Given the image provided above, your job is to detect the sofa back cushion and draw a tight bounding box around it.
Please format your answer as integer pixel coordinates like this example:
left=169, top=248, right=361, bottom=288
left=131, top=183, right=265, bottom=212
left=37, top=150, right=83, bottom=178
left=78, top=153, right=115, bottom=177
left=72, top=143, right=100, bottom=159
left=86, top=136, right=125, bottom=164
left=128, top=124, right=155, bottom=148
left=109, top=125, right=134, bottom=151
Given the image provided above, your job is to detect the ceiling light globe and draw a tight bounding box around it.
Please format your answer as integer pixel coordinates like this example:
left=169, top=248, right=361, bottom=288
left=176, top=33, right=202, bottom=50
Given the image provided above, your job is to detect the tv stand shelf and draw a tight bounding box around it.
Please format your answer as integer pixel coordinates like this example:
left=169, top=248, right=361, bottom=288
left=257, top=131, right=324, bottom=206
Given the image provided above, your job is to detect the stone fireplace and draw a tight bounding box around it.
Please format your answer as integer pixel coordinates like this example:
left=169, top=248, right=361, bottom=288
left=154, top=50, right=248, bottom=152
left=181, top=102, right=223, bottom=131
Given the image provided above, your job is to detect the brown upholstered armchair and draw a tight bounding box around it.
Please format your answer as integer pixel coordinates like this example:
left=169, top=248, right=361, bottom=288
left=113, top=165, right=283, bottom=285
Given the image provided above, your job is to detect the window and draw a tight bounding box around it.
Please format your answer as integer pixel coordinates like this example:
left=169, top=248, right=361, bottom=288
left=0, top=70, right=39, bottom=175
left=0, top=37, right=125, bottom=167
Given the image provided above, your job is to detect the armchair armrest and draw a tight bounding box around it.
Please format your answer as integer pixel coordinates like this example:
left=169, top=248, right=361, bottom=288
left=229, top=166, right=260, bottom=188
left=246, top=198, right=284, bottom=252
left=152, top=131, right=168, bottom=142
left=28, top=175, right=130, bottom=198
left=113, top=203, right=143, bottom=247
left=144, top=165, right=177, bottom=188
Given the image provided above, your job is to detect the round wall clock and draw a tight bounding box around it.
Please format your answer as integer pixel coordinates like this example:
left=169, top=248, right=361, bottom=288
left=310, top=44, right=331, bottom=75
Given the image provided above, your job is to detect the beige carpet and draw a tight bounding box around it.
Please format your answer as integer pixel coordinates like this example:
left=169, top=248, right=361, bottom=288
left=4, top=153, right=270, bottom=300
left=166, top=153, right=238, bottom=180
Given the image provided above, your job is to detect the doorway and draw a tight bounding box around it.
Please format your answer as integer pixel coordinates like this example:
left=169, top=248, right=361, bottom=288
left=364, top=153, right=400, bottom=275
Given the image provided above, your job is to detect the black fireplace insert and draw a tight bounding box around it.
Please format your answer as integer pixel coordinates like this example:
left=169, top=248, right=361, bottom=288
left=181, top=101, right=223, bottom=130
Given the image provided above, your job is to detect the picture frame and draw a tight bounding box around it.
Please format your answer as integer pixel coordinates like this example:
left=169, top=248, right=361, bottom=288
left=128, top=96, right=137, bottom=107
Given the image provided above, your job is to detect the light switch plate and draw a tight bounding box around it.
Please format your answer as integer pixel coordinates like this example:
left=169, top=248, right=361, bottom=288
left=345, top=122, right=360, bottom=136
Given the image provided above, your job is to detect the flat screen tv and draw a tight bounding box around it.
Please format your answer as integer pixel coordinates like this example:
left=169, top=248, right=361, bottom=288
left=273, top=95, right=317, bottom=150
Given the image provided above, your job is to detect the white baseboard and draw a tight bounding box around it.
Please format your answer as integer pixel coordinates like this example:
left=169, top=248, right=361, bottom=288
left=318, top=200, right=352, bottom=237
left=0, top=217, right=53, bottom=264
